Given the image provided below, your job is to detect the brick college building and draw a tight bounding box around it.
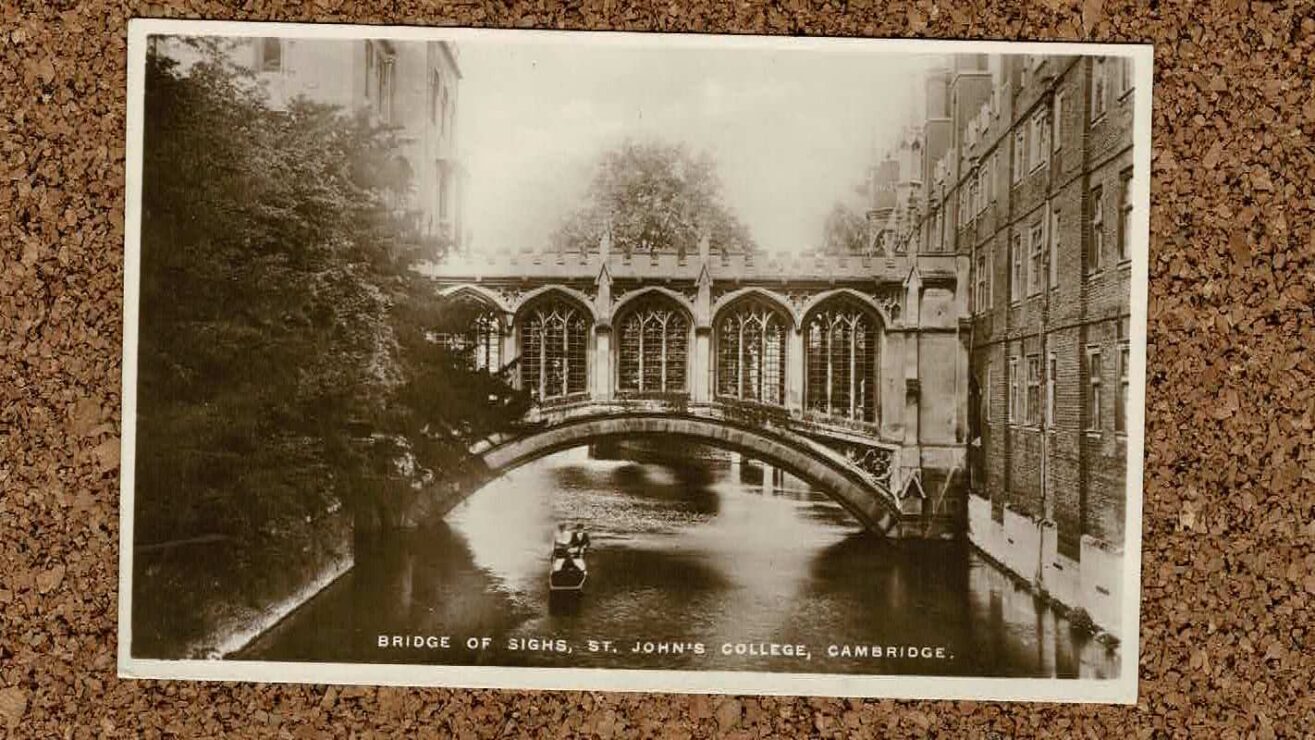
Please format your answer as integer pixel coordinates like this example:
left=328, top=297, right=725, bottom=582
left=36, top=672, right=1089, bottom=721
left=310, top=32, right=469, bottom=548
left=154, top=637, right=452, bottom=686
left=872, top=53, right=1135, bottom=638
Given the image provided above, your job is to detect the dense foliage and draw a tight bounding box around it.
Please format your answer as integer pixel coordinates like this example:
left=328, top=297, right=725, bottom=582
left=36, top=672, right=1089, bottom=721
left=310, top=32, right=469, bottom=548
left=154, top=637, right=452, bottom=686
left=552, top=140, right=755, bottom=257
left=135, top=39, right=525, bottom=548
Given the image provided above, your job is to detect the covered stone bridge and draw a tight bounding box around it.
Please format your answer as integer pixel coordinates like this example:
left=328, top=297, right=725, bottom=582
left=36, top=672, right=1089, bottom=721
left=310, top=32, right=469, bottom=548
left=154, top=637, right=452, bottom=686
left=414, top=237, right=970, bottom=538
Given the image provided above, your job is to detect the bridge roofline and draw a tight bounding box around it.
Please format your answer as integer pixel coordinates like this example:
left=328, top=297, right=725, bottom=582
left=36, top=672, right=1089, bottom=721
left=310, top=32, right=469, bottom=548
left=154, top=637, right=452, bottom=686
left=417, top=258, right=962, bottom=310
left=418, top=251, right=959, bottom=283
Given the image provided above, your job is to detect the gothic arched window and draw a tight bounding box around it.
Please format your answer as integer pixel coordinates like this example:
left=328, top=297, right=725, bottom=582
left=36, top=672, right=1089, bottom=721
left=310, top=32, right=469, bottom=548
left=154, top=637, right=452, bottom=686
left=519, top=297, right=590, bottom=402
left=804, top=297, right=880, bottom=422
left=617, top=295, right=689, bottom=394
left=715, top=296, right=789, bottom=406
left=435, top=297, right=504, bottom=371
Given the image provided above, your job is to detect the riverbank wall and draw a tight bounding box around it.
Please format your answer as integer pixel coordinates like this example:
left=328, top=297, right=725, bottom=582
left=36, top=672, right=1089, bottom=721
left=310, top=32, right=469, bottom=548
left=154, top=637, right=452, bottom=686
left=130, top=507, right=353, bottom=659
left=967, top=493, right=1125, bottom=642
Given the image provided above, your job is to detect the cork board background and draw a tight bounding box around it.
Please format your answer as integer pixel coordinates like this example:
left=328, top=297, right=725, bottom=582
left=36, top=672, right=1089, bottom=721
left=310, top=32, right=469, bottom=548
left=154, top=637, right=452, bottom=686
left=3, top=0, right=1313, bottom=735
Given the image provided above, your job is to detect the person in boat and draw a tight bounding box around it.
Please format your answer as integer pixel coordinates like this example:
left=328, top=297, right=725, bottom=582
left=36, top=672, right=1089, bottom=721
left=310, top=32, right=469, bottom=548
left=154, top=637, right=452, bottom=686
left=551, top=523, right=573, bottom=563
left=569, top=523, right=591, bottom=557
left=550, top=522, right=587, bottom=592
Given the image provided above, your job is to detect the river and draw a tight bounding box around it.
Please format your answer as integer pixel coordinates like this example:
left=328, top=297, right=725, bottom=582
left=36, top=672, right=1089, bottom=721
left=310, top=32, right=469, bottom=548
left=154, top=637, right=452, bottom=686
left=237, top=443, right=1119, bottom=679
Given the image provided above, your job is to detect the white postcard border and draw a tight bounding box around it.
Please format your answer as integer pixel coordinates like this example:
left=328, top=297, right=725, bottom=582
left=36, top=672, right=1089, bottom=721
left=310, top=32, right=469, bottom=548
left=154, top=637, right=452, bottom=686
left=118, top=17, right=1153, bottom=704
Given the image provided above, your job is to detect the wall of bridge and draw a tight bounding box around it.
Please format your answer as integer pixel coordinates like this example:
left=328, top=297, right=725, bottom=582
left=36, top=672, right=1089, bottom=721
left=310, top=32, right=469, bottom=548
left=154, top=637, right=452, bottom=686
left=425, top=247, right=969, bottom=531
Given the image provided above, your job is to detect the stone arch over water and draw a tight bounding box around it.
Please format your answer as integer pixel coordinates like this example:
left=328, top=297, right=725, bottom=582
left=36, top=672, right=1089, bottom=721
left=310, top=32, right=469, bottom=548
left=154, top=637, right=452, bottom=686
left=468, top=413, right=902, bottom=534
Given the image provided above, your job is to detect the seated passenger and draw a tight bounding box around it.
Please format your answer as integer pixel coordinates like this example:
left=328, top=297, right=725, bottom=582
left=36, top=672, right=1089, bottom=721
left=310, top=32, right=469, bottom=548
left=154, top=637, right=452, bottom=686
left=570, top=523, right=591, bottom=555
left=551, top=523, right=573, bottom=563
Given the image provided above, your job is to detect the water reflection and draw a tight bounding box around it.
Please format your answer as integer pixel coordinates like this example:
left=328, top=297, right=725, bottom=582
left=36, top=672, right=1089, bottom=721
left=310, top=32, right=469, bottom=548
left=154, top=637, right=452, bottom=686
left=239, top=444, right=1118, bottom=678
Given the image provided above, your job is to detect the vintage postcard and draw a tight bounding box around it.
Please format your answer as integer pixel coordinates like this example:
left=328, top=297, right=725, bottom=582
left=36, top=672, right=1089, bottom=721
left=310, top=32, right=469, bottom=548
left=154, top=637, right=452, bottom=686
left=119, top=18, right=1151, bottom=703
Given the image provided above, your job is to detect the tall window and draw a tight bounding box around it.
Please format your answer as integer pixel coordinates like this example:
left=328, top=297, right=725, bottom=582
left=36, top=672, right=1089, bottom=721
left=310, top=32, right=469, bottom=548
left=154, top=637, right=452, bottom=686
left=1089, top=186, right=1104, bottom=273
left=257, top=38, right=283, bottom=73
left=430, top=71, right=447, bottom=128
left=804, top=298, right=879, bottom=422
left=1029, top=110, right=1049, bottom=170
left=1053, top=92, right=1065, bottom=153
left=978, top=171, right=988, bottom=215
left=435, top=299, right=504, bottom=372
left=1087, top=348, right=1103, bottom=431
left=365, top=41, right=395, bottom=123
left=1116, top=343, right=1130, bottom=433
left=1011, top=233, right=1024, bottom=303
left=1049, top=208, right=1061, bottom=290
left=366, top=42, right=378, bottom=107
left=1041, top=108, right=1052, bottom=161
left=1028, top=220, right=1045, bottom=296
left=617, top=296, right=689, bottom=394
left=984, top=363, right=992, bottom=423
left=1091, top=57, right=1108, bottom=121
left=1119, top=169, right=1134, bottom=262
left=1026, top=355, right=1041, bottom=426
left=716, top=297, right=788, bottom=406
left=1119, top=57, right=1134, bottom=97
left=520, top=298, right=590, bottom=403
left=436, top=161, right=451, bottom=223
left=1008, top=356, right=1020, bottom=424
left=1012, top=130, right=1026, bottom=183
left=975, top=246, right=990, bottom=314
left=1045, top=353, right=1057, bottom=429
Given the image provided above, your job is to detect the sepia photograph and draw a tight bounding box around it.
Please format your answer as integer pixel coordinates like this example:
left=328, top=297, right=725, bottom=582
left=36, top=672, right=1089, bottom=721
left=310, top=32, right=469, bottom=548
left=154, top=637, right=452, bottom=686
left=119, top=19, right=1150, bottom=702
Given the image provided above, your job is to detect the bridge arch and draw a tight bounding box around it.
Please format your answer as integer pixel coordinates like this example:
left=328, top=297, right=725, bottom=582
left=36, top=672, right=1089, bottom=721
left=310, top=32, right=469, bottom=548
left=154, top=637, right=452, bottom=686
left=473, top=412, right=900, bottom=533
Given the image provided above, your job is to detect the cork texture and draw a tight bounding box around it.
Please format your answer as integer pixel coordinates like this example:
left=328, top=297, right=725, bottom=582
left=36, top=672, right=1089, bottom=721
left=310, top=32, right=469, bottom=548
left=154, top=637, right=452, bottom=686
left=2, top=0, right=1313, bottom=736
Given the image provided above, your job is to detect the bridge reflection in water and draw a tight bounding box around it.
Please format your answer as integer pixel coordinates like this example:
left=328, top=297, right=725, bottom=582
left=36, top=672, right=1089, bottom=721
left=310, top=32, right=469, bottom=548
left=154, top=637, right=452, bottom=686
left=238, top=444, right=1118, bottom=679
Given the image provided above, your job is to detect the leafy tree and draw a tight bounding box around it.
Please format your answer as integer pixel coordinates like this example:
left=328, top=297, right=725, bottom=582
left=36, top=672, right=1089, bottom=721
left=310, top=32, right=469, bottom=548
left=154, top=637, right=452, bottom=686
left=135, top=37, right=523, bottom=548
left=553, top=140, right=755, bottom=257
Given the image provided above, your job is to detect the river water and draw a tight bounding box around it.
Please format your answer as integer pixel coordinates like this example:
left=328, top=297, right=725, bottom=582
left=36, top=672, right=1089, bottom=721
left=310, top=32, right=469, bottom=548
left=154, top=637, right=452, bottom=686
left=239, top=444, right=1119, bottom=678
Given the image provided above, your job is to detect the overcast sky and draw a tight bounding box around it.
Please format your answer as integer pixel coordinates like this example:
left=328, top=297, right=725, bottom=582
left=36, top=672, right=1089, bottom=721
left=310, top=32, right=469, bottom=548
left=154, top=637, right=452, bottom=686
left=455, top=39, right=936, bottom=255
